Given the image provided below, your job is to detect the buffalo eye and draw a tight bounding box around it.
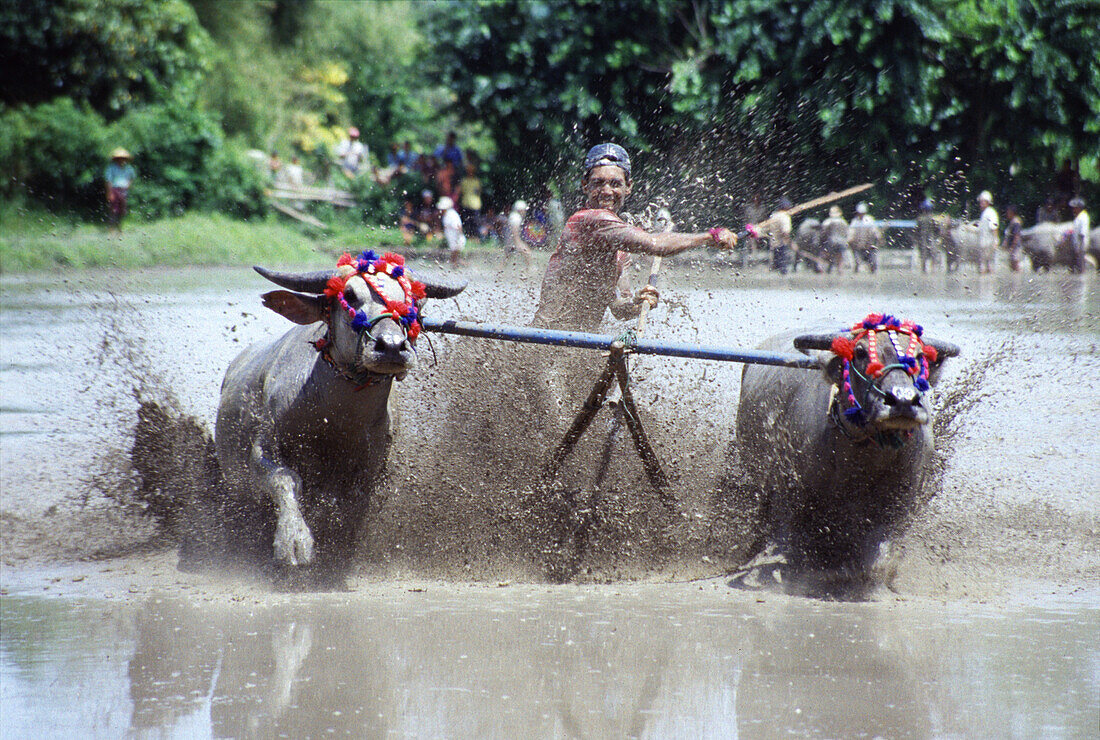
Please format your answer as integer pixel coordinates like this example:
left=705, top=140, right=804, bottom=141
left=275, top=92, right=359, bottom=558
left=854, top=345, right=869, bottom=362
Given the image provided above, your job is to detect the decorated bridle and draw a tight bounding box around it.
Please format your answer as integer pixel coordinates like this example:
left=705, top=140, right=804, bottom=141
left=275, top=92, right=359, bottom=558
left=827, top=312, right=938, bottom=436
left=311, top=250, right=427, bottom=387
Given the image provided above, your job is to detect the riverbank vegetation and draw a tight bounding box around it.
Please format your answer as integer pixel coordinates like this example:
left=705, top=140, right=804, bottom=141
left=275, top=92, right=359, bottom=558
left=1, top=0, right=1097, bottom=272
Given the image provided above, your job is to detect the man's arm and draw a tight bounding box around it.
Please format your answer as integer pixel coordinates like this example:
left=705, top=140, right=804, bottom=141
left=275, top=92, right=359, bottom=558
left=592, top=216, right=734, bottom=256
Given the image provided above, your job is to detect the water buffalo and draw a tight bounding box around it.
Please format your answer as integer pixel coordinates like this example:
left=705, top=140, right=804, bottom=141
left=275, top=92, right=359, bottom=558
left=1021, top=222, right=1100, bottom=272
left=944, top=222, right=995, bottom=273
left=734, top=313, right=958, bottom=585
left=215, top=251, right=465, bottom=583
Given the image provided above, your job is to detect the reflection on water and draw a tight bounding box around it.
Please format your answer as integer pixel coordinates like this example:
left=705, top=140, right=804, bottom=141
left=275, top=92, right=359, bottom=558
left=2, top=588, right=1097, bottom=738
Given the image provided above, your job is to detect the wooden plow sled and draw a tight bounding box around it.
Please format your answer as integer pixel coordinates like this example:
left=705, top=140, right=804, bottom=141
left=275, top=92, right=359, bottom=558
left=419, top=186, right=871, bottom=496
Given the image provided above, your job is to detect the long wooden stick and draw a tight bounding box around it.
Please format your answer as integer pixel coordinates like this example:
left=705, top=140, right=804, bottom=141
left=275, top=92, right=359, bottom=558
left=749, top=183, right=873, bottom=234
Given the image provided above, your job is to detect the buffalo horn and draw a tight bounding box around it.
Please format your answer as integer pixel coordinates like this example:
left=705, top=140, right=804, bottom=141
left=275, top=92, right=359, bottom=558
left=922, top=337, right=960, bottom=358
left=406, top=267, right=468, bottom=299
left=254, top=266, right=333, bottom=294
left=793, top=333, right=844, bottom=352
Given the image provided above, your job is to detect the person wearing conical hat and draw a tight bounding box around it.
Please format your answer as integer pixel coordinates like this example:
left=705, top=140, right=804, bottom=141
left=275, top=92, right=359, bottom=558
left=104, top=148, right=135, bottom=232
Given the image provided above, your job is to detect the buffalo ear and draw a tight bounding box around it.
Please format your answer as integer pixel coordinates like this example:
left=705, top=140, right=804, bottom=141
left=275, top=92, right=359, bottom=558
left=822, top=355, right=844, bottom=385
left=261, top=290, right=325, bottom=325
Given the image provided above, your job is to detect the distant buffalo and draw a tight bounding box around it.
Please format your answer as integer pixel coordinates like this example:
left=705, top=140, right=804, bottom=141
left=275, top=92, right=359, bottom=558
left=1021, top=222, right=1100, bottom=272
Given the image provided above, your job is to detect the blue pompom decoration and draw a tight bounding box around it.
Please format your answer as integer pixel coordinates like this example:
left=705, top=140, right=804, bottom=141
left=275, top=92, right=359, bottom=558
left=359, top=249, right=378, bottom=264
left=843, top=406, right=867, bottom=425
left=391, top=265, right=405, bottom=278
left=913, top=324, right=923, bottom=337
left=351, top=309, right=370, bottom=331
left=900, top=356, right=917, bottom=369
left=915, top=378, right=930, bottom=392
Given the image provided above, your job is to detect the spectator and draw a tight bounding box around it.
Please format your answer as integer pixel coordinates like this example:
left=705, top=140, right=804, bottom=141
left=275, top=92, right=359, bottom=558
left=438, top=196, right=466, bottom=267
left=399, top=198, right=417, bottom=246
left=415, top=189, right=440, bottom=240
left=435, top=159, right=458, bottom=201
left=418, top=155, right=439, bottom=189
left=276, top=154, right=306, bottom=209
left=763, top=197, right=794, bottom=274
left=276, top=154, right=304, bottom=188
left=335, top=126, right=368, bottom=177
left=434, top=131, right=463, bottom=170
left=821, top=204, right=850, bottom=274
left=1002, top=204, right=1024, bottom=272
left=1036, top=196, right=1059, bottom=224
left=976, top=190, right=999, bottom=274
left=397, top=140, right=419, bottom=169
left=1053, top=158, right=1079, bottom=208
left=386, top=142, right=402, bottom=169
left=104, top=148, right=136, bottom=232
left=456, top=161, right=483, bottom=239
left=914, top=199, right=938, bottom=273
left=267, top=150, right=283, bottom=183
left=1069, top=197, right=1089, bottom=274
left=505, top=199, right=534, bottom=268
left=481, top=205, right=507, bottom=242
left=742, top=191, right=766, bottom=266
left=523, top=187, right=553, bottom=249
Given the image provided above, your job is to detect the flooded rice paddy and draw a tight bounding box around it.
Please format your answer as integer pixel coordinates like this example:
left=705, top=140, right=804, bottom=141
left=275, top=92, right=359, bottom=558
left=2, top=252, right=1098, bottom=736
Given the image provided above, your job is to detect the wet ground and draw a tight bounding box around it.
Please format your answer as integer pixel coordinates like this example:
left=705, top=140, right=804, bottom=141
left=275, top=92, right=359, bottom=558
left=2, top=251, right=1098, bottom=736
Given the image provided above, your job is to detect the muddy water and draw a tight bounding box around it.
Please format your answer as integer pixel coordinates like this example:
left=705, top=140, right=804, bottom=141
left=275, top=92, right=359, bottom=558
left=2, top=256, right=1098, bottom=736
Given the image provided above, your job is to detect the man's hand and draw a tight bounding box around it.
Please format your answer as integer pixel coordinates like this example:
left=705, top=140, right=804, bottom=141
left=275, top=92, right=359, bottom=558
left=712, top=228, right=738, bottom=250
left=634, top=285, right=659, bottom=309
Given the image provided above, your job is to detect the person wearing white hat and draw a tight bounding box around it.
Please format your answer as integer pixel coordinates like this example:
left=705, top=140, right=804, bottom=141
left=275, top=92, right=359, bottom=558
left=505, top=199, right=534, bottom=269
left=976, top=190, right=999, bottom=274
left=1069, top=196, right=1089, bottom=273
left=438, top=196, right=466, bottom=267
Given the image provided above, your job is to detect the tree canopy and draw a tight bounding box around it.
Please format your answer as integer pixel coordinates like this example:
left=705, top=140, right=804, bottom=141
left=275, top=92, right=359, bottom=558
left=2, top=0, right=1096, bottom=220
left=428, top=0, right=1099, bottom=213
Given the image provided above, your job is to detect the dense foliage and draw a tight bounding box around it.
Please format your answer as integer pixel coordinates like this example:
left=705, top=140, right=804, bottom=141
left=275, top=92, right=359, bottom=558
left=1, top=0, right=1096, bottom=226
left=428, top=0, right=1100, bottom=216
left=0, top=0, right=211, bottom=117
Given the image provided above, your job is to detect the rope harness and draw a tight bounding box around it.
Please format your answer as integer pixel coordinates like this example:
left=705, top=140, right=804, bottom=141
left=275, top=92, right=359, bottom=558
left=827, top=313, right=938, bottom=447
left=310, top=250, right=427, bottom=390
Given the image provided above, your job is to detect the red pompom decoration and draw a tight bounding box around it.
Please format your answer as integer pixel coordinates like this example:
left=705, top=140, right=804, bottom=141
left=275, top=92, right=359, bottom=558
left=336, top=253, right=354, bottom=266
left=382, top=252, right=405, bottom=266
left=831, top=336, right=855, bottom=360
left=865, top=361, right=885, bottom=377
left=923, top=345, right=938, bottom=363
left=410, top=281, right=427, bottom=300
left=324, top=275, right=347, bottom=297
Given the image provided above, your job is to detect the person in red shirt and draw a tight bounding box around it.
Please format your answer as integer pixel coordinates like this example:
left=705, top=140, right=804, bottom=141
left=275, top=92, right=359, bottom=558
left=532, top=143, right=738, bottom=331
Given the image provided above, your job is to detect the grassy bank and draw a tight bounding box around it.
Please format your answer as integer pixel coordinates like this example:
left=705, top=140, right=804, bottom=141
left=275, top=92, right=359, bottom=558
left=0, top=202, right=415, bottom=273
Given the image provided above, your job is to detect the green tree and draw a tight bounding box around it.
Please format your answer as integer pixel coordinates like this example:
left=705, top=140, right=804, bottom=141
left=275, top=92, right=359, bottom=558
left=428, top=0, right=1100, bottom=216
left=0, top=0, right=212, bottom=118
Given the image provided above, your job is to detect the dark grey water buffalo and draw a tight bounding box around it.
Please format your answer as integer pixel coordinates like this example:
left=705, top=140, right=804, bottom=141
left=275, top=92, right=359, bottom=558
left=734, top=313, right=958, bottom=582
left=943, top=221, right=997, bottom=273
left=1021, top=222, right=1100, bottom=272
left=214, top=252, right=465, bottom=582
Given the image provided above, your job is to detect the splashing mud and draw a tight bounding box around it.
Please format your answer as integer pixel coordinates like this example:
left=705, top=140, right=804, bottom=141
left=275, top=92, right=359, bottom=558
left=2, top=264, right=1097, bottom=598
